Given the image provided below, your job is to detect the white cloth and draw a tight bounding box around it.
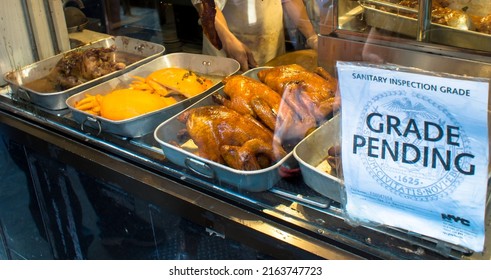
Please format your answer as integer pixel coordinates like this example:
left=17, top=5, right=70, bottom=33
left=202, top=0, right=286, bottom=66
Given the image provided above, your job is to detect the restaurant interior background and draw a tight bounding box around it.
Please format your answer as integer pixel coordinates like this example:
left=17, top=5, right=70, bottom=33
left=72, top=0, right=313, bottom=54
left=0, top=0, right=320, bottom=261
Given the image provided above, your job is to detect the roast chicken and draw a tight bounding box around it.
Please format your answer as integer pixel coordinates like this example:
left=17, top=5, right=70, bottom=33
left=177, top=105, right=287, bottom=171
left=175, top=64, right=339, bottom=170
left=257, top=64, right=337, bottom=120
left=213, top=75, right=282, bottom=131
left=256, top=64, right=339, bottom=145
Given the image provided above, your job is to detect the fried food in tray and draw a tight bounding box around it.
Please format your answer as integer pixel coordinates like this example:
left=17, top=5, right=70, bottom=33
left=158, top=65, right=339, bottom=171
left=73, top=68, right=214, bottom=120
left=370, top=0, right=491, bottom=32
left=45, top=46, right=127, bottom=91
left=359, top=0, right=491, bottom=52
left=256, top=64, right=339, bottom=148
left=67, top=53, right=240, bottom=138
left=4, top=36, right=165, bottom=110
left=154, top=65, right=339, bottom=191
left=177, top=105, right=287, bottom=171
left=131, top=68, right=215, bottom=98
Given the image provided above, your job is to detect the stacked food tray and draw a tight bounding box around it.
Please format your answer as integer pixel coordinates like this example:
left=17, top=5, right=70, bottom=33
left=66, top=53, right=240, bottom=138
left=3, top=36, right=165, bottom=110
left=360, top=0, right=491, bottom=52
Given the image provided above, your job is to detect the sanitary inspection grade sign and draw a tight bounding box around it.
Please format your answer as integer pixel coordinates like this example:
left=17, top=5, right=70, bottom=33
left=336, top=62, right=489, bottom=252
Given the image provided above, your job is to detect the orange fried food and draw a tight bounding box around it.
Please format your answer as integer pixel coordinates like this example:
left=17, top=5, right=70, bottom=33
left=177, top=105, right=287, bottom=170
left=213, top=75, right=282, bottom=131
left=75, top=89, right=177, bottom=121
left=100, top=89, right=176, bottom=120
left=131, top=68, right=214, bottom=98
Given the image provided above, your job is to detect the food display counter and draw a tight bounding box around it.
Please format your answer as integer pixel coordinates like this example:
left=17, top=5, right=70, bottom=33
left=0, top=0, right=490, bottom=260
left=2, top=70, right=486, bottom=260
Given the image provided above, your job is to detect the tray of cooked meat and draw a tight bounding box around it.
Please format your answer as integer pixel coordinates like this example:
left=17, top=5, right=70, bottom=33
left=293, top=114, right=343, bottom=202
left=66, top=53, right=240, bottom=138
left=153, top=64, right=339, bottom=192
left=3, top=36, right=165, bottom=110
left=360, top=0, right=491, bottom=52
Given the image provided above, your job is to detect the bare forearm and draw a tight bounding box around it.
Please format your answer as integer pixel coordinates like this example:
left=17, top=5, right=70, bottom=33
left=282, top=0, right=317, bottom=39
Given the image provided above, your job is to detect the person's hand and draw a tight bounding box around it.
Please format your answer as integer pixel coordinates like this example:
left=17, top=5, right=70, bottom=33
left=222, top=36, right=258, bottom=71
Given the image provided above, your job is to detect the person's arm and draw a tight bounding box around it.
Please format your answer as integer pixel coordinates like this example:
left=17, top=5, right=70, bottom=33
left=191, top=0, right=257, bottom=71
left=282, top=0, right=318, bottom=50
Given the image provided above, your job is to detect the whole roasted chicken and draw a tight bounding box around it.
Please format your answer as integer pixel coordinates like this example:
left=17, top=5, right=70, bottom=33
left=177, top=105, right=287, bottom=171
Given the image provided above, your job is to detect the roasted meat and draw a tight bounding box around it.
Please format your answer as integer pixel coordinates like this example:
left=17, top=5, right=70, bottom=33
left=432, top=6, right=473, bottom=30
left=213, top=75, right=282, bottom=131
left=475, top=14, right=491, bottom=34
left=256, top=64, right=339, bottom=145
left=49, top=46, right=126, bottom=90
left=257, top=64, right=338, bottom=122
left=200, top=0, right=222, bottom=50
left=177, top=105, right=287, bottom=170
left=386, top=0, right=491, bottom=33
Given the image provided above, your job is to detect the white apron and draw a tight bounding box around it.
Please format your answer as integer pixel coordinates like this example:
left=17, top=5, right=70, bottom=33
left=202, top=0, right=286, bottom=66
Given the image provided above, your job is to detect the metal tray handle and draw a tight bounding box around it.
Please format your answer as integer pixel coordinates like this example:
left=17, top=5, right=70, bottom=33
left=184, top=157, right=215, bottom=179
left=14, top=88, right=31, bottom=102
left=81, top=115, right=102, bottom=136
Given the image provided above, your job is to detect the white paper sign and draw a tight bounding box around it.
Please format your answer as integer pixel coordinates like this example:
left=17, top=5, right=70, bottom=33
left=336, top=62, right=489, bottom=252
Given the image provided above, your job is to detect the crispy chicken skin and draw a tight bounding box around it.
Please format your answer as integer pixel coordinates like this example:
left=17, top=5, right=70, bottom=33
left=177, top=105, right=287, bottom=170
left=257, top=64, right=338, bottom=142
left=214, top=75, right=282, bottom=131
left=257, top=64, right=337, bottom=121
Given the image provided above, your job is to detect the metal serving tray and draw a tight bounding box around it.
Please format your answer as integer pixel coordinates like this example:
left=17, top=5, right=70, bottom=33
left=66, top=53, right=240, bottom=138
left=294, top=114, right=343, bottom=202
left=361, top=1, right=491, bottom=52
left=153, top=67, right=296, bottom=192
left=4, top=36, right=165, bottom=110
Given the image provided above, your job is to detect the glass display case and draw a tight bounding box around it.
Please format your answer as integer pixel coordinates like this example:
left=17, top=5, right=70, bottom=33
left=0, top=0, right=490, bottom=260
left=319, top=0, right=491, bottom=77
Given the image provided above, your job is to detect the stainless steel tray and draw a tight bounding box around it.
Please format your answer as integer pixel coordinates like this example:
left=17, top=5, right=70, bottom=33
left=361, top=2, right=491, bottom=52
left=153, top=68, right=296, bottom=192
left=4, top=36, right=165, bottom=110
left=153, top=93, right=293, bottom=192
left=294, top=114, right=343, bottom=202
left=66, top=53, right=240, bottom=138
